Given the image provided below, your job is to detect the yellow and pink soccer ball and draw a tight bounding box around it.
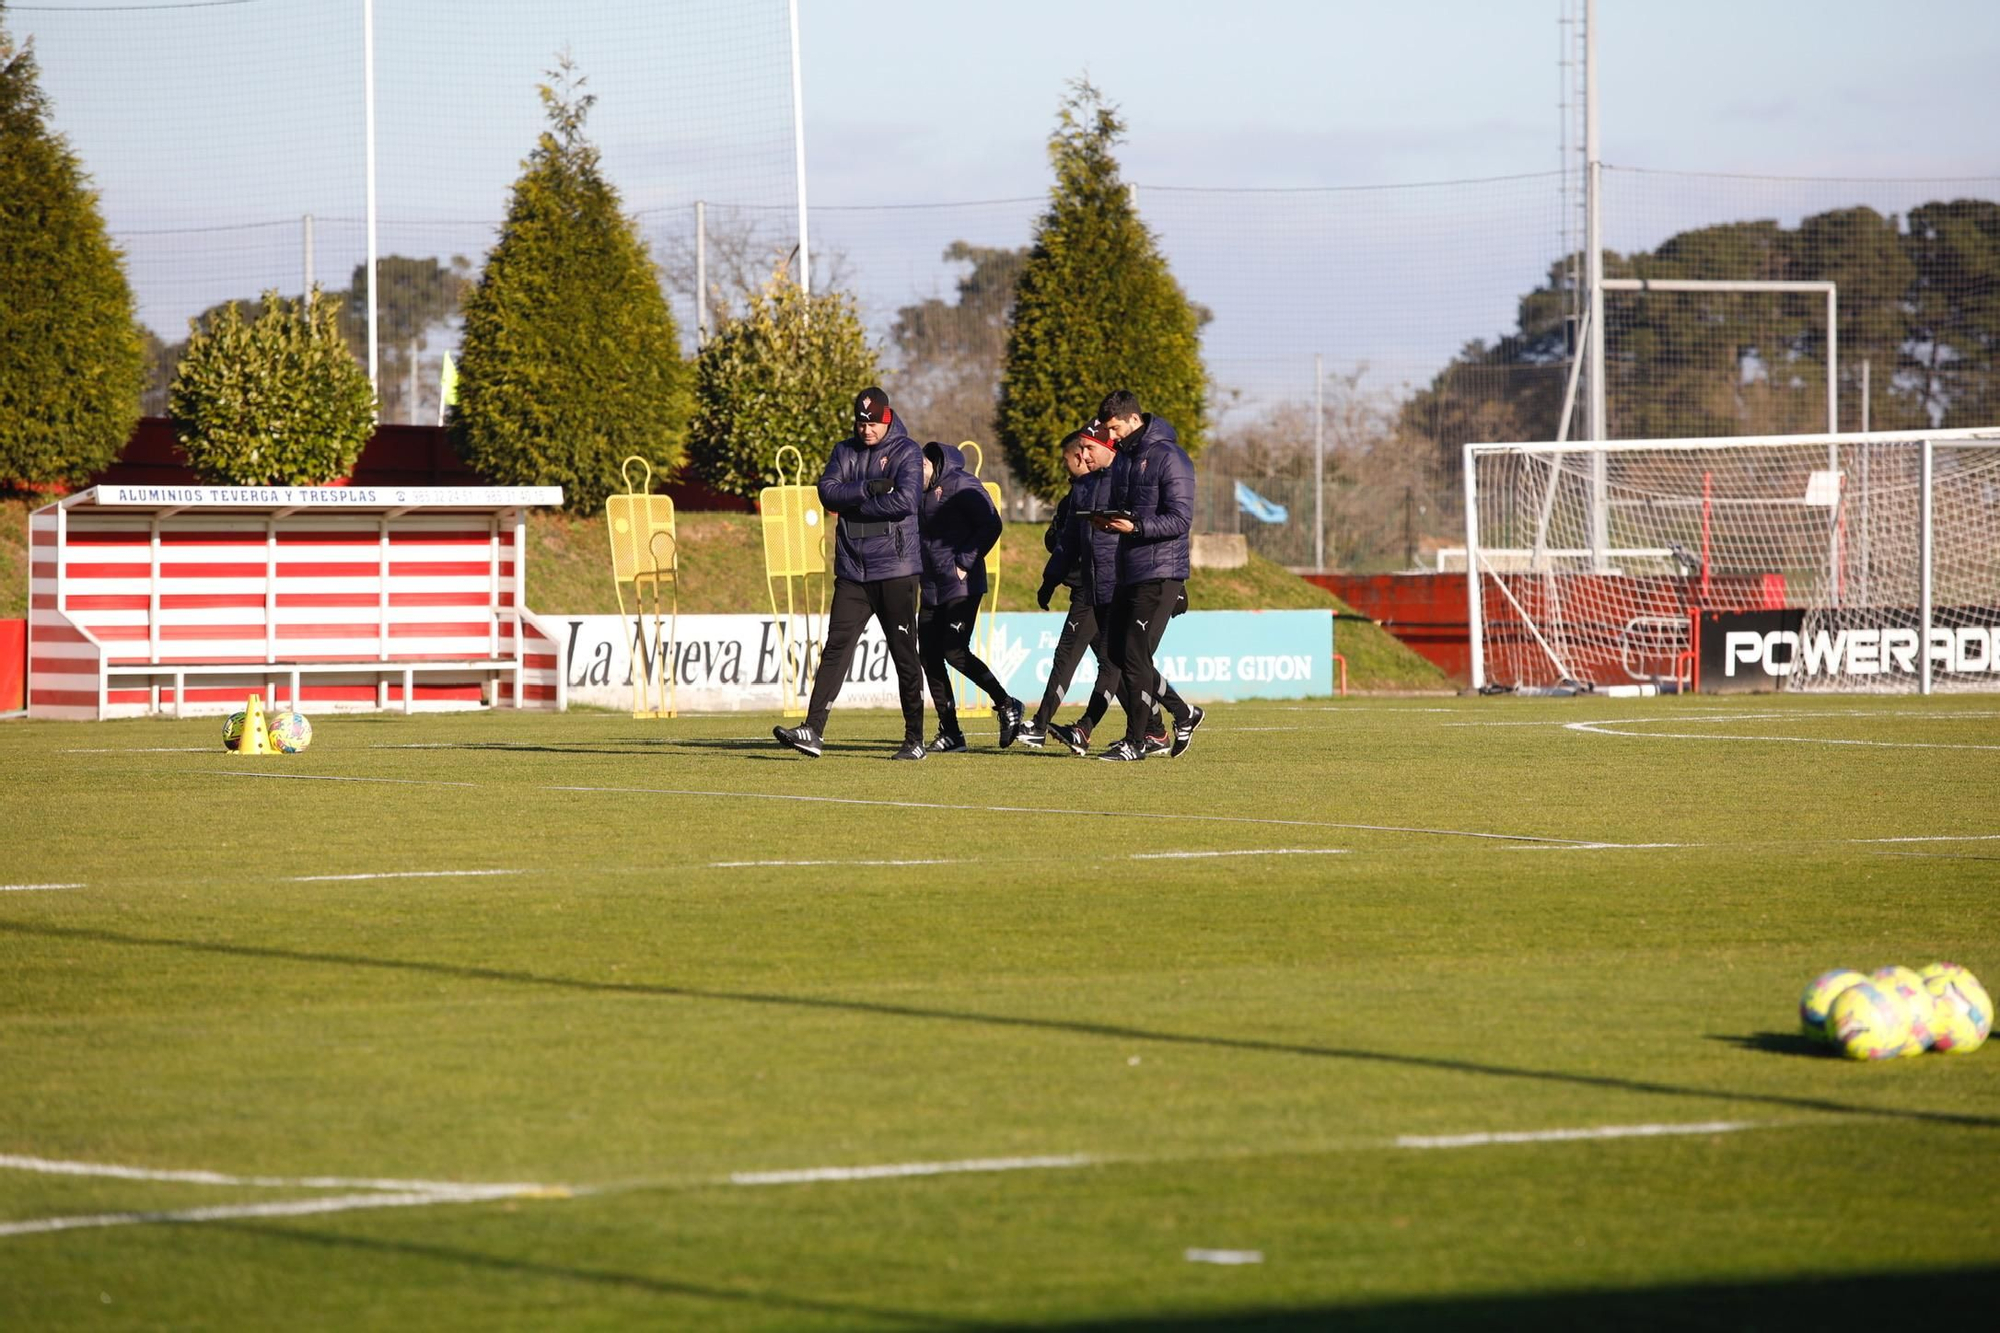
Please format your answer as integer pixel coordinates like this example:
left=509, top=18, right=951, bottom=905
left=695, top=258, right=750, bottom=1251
left=1827, top=982, right=1912, bottom=1061
left=1921, top=963, right=1991, bottom=1056
left=1799, top=968, right=1868, bottom=1044
left=267, top=710, right=313, bottom=753
left=1871, top=965, right=1937, bottom=1056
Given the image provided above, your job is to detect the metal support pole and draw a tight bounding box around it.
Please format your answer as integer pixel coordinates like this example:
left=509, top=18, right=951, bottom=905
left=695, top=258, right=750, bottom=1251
left=363, top=0, right=379, bottom=393
left=1584, top=0, right=1608, bottom=572
left=1920, top=439, right=1933, bottom=696
left=1464, top=443, right=1485, bottom=691
left=1826, top=285, right=1838, bottom=433
left=786, top=0, right=811, bottom=297
left=1861, top=358, right=1870, bottom=433
left=694, top=200, right=708, bottom=347
left=302, top=214, right=314, bottom=305
left=1313, top=353, right=1324, bottom=572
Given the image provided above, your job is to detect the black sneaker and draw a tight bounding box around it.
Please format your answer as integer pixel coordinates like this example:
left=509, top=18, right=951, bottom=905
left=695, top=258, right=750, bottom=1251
left=1170, top=705, right=1205, bottom=759
left=1140, top=730, right=1170, bottom=758
left=1016, top=720, right=1048, bottom=748
left=890, top=739, right=928, bottom=761
left=927, top=732, right=968, bottom=754
left=996, top=697, right=1026, bottom=749
left=773, top=724, right=822, bottom=758
left=1050, top=722, right=1090, bottom=757
left=1097, top=739, right=1146, bottom=762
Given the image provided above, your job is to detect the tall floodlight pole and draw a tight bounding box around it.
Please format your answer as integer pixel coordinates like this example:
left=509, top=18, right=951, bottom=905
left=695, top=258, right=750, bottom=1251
left=1313, top=354, right=1325, bottom=571
left=695, top=200, right=708, bottom=348
left=1584, top=0, right=1608, bottom=571
left=363, top=0, right=379, bottom=393
left=788, top=0, right=811, bottom=298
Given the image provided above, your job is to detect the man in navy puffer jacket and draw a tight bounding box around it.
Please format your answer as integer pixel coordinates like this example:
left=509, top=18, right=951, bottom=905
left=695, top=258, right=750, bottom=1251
left=915, top=442, right=1023, bottom=752
left=1090, top=389, right=1204, bottom=762
left=774, top=387, right=928, bottom=760
left=1025, top=429, right=1181, bottom=755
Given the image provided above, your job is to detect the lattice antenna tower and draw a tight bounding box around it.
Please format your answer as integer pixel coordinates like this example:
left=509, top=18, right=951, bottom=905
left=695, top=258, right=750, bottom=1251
left=1556, top=0, right=1588, bottom=334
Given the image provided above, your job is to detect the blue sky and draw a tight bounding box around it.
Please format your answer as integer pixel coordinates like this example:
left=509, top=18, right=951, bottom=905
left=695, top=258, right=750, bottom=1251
left=798, top=0, right=2000, bottom=200
left=14, top=0, right=1998, bottom=405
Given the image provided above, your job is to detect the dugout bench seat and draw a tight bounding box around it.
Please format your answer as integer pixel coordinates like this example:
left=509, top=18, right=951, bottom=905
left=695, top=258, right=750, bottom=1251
left=27, top=485, right=570, bottom=720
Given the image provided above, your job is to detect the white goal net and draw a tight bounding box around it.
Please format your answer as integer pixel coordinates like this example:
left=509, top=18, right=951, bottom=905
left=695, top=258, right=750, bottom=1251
left=1464, top=429, right=2000, bottom=695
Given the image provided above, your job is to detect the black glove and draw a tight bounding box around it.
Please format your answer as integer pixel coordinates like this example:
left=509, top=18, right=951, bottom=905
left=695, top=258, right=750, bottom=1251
left=865, top=478, right=894, bottom=496
left=1037, top=580, right=1057, bottom=611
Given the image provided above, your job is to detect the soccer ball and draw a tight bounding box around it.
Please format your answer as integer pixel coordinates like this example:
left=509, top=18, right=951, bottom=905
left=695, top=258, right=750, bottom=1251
left=1827, top=982, right=1912, bottom=1061
left=1924, top=966, right=1991, bottom=1056
left=267, top=710, right=313, bottom=754
left=1919, top=961, right=1971, bottom=989
left=1870, top=965, right=1936, bottom=1055
left=1799, top=969, right=1868, bottom=1043
left=222, top=710, right=246, bottom=751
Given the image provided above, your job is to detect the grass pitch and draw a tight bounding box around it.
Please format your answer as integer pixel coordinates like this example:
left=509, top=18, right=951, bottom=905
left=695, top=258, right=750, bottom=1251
left=2, top=695, right=1998, bottom=1329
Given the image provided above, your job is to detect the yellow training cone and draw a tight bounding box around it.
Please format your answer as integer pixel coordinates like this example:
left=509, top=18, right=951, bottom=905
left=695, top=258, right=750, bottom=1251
left=238, top=693, right=275, bottom=756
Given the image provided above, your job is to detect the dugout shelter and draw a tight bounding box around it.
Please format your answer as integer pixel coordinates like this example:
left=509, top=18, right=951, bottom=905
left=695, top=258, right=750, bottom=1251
left=27, top=485, right=569, bottom=720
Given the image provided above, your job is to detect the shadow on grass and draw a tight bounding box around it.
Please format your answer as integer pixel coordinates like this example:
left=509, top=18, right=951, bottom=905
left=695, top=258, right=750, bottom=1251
left=1005, top=1266, right=2000, bottom=1330
left=212, top=1219, right=2000, bottom=1330
left=5, top=920, right=1998, bottom=1132
left=1709, top=1032, right=1831, bottom=1060
left=213, top=1220, right=980, bottom=1328
left=375, top=737, right=907, bottom=757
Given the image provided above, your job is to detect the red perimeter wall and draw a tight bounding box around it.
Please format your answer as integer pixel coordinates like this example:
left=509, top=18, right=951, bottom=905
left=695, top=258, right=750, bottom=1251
left=1307, top=571, right=1790, bottom=688
left=0, top=618, right=22, bottom=711
left=1309, top=573, right=1472, bottom=682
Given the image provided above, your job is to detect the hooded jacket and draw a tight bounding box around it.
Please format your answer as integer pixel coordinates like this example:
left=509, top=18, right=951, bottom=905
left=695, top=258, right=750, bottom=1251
left=817, top=414, right=924, bottom=582
left=917, top=442, right=1002, bottom=605
left=1105, top=414, right=1195, bottom=586
left=1041, top=466, right=1121, bottom=607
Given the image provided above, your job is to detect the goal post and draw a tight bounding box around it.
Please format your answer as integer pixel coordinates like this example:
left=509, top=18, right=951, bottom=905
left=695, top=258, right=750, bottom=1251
left=1463, top=427, right=2000, bottom=696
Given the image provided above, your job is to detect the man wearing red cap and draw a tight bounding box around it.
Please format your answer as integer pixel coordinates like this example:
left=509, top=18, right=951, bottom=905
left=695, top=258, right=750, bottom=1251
left=774, top=387, right=929, bottom=760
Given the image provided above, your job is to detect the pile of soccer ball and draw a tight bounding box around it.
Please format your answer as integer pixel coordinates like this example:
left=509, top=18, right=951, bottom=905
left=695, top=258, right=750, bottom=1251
left=221, top=708, right=314, bottom=753
left=1800, top=963, right=1991, bottom=1060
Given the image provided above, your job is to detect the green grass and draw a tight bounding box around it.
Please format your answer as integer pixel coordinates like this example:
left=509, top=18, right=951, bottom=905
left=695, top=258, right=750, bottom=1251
left=2, top=695, right=1998, bottom=1328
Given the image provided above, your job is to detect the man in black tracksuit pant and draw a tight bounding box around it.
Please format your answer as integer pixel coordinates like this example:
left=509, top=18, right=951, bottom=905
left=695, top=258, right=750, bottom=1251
left=1092, top=389, right=1204, bottom=762
left=916, top=441, right=1023, bottom=751
left=774, top=387, right=928, bottom=760
left=1021, top=429, right=1178, bottom=755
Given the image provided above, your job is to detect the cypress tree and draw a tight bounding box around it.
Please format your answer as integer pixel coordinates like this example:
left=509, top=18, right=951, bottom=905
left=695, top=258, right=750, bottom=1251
left=686, top=273, right=881, bottom=501
left=0, top=12, right=144, bottom=489
left=997, top=79, right=1208, bottom=502
left=453, top=55, right=692, bottom=514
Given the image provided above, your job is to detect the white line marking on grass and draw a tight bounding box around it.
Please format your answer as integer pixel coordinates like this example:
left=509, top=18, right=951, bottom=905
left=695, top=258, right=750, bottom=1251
left=1396, top=1120, right=1753, bottom=1150
left=1131, top=848, right=1347, bottom=860
left=544, top=784, right=1599, bottom=846
left=709, top=858, right=964, bottom=869
left=288, top=869, right=522, bottom=883
left=1185, top=1248, right=1264, bottom=1265
left=0, top=1188, right=550, bottom=1241
left=65, top=746, right=213, bottom=753
left=728, top=1154, right=1094, bottom=1187
left=1846, top=833, right=2000, bottom=844
left=0, top=883, right=84, bottom=892
left=1504, top=842, right=1705, bottom=852
left=1565, top=720, right=2000, bottom=751
left=1448, top=708, right=2000, bottom=729
left=209, top=771, right=478, bottom=787
left=0, top=1154, right=549, bottom=1195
